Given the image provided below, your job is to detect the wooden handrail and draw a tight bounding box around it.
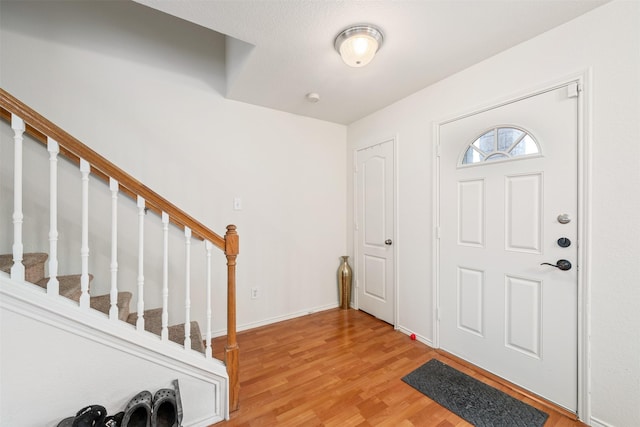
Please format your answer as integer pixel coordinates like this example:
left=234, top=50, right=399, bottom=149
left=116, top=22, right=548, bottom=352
left=0, top=88, right=224, bottom=249
left=0, top=87, right=240, bottom=411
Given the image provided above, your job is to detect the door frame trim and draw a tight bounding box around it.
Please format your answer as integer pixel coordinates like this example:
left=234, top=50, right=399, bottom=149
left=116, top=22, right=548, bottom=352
left=353, top=136, right=399, bottom=327
left=432, top=71, right=591, bottom=420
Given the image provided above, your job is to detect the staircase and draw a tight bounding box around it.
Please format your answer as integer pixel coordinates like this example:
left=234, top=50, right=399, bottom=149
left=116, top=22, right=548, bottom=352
left=0, top=252, right=205, bottom=352
left=0, top=88, right=239, bottom=426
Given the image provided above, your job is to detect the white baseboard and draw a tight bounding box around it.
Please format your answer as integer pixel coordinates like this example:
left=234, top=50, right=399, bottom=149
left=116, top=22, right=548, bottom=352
left=216, top=308, right=435, bottom=351
left=590, top=417, right=613, bottom=427
left=213, top=302, right=339, bottom=337
left=396, top=324, right=434, bottom=348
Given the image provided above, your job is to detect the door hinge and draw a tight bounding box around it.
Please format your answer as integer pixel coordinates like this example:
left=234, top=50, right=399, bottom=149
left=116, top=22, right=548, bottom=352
left=435, top=144, right=441, bottom=157
left=435, top=226, right=441, bottom=239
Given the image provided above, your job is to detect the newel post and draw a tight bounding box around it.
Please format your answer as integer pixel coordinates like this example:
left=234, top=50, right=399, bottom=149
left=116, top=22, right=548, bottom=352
left=224, top=225, right=240, bottom=412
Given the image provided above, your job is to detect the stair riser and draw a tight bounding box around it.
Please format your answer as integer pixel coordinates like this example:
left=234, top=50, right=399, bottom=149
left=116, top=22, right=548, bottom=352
left=25, top=262, right=46, bottom=284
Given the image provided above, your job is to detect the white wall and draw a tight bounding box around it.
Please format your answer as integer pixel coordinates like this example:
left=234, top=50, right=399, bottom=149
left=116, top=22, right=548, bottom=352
left=0, top=1, right=347, bottom=334
left=347, top=1, right=639, bottom=426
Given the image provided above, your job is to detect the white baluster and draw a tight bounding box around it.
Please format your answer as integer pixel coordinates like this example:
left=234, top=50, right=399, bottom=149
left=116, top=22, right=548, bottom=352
left=184, top=227, right=191, bottom=350
left=205, top=240, right=213, bottom=359
left=47, top=138, right=60, bottom=295
left=10, top=115, right=25, bottom=281
left=136, top=196, right=145, bottom=331
left=109, top=178, right=119, bottom=320
left=161, top=212, right=169, bottom=341
left=79, top=159, right=90, bottom=308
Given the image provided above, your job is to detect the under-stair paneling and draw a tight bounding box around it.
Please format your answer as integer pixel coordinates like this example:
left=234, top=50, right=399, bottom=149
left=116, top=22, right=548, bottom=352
left=0, top=276, right=227, bottom=427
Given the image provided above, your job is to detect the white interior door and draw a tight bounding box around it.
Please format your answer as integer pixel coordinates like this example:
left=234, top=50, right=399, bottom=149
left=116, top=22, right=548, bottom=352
left=356, top=140, right=395, bottom=324
left=438, top=85, right=579, bottom=411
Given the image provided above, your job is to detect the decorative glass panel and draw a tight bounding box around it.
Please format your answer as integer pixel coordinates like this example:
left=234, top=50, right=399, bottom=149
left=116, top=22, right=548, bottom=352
left=472, top=130, right=495, bottom=153
left=510, top=135, right=538, bottom=156
left=498, top=128, right=524, bottom=151
left=463, top=147, right=484, bottom=164
left=460, top=127, right=540, bottom=165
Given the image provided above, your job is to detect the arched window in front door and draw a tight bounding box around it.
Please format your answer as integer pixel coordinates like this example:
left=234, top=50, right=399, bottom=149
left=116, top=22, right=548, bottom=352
left=460, top=126, right=541, bottom=166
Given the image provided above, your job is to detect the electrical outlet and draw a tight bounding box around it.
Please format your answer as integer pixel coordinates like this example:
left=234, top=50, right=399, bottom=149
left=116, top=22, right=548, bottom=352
left=251, top=287, right=259, bottom=299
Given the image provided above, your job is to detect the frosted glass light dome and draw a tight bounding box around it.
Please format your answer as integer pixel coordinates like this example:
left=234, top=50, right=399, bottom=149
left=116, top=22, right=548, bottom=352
left=334, top=25, right=384, bottom=68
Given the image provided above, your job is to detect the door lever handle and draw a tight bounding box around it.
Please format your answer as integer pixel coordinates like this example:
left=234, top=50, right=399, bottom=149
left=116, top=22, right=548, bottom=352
left=540, top=259, right=572, bottom=271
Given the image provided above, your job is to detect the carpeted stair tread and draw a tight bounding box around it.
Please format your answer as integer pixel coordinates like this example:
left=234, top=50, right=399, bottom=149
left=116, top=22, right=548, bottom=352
left=90, top=292, right=133, bottom=321
left=0, top=252, right=48, bottom=283
left=35, top=274, right=93, bottom=301
left=126, top=307, right=163, bottom=330
left=170, top=321, right=205, bottom=353
left=35, top=274, right=131, bottom=320
left=126, top=309, right=204, bottom=353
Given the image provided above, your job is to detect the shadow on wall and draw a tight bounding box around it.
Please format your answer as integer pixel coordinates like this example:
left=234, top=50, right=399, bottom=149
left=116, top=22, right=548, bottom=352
left=0, top=0, right=226, bottom=94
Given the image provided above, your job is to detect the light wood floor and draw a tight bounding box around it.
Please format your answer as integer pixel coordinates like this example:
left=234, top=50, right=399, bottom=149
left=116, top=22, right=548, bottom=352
left=212, top=308, right=585, bottom=426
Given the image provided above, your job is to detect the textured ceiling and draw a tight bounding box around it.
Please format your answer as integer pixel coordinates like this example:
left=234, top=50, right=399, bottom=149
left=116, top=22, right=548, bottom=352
left=134, top=0, right=608, bottom=125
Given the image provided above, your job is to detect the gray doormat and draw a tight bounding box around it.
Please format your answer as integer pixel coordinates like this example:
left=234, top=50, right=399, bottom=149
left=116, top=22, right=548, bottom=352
left=402, top=359, right=549, bottom=427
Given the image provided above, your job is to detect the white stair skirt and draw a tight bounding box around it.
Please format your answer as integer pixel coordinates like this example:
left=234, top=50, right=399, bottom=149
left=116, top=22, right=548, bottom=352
left=0, top=275, right=229, bottom=426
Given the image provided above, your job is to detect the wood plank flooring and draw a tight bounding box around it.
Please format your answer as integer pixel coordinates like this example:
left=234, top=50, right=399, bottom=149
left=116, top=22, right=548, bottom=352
left=212, top=308, right=584, bottom=426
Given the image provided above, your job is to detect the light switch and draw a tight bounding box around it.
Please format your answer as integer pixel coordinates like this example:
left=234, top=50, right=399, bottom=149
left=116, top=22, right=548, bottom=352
left=233, top=197, right=242, bottom=211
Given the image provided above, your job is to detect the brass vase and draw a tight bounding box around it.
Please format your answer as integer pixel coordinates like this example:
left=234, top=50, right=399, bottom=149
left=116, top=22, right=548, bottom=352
left=337, top=256, right=352, bottom=310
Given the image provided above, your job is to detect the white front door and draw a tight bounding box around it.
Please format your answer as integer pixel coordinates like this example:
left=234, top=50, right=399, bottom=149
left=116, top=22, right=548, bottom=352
left=356, top=140, right=395, bottom=324
left=438, top=85, right=579, bottom=411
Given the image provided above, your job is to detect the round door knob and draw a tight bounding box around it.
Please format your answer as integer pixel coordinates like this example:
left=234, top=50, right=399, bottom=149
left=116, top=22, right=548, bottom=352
left=540, top=259, right=572, bottom=271
left=385, top=239, right=393, bottom=245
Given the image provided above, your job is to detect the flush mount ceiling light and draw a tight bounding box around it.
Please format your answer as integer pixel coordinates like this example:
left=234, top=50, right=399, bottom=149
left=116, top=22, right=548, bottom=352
left=334, top=25, right=384, bottom=68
